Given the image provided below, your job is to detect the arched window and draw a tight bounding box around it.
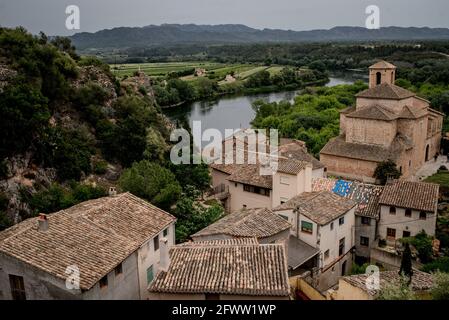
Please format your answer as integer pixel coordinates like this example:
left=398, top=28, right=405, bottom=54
left=376, top=72, right=382, bottom=85
left=391, top=71, right=394, bottom=83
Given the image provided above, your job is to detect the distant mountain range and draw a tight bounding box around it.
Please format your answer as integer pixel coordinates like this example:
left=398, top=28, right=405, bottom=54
left=70, top=24, right=449, bottom=49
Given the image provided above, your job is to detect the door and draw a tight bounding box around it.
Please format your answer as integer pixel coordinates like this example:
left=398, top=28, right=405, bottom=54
left=9, top=275, right=26, bottom=300
left=341, top=261, right=347, bottom=277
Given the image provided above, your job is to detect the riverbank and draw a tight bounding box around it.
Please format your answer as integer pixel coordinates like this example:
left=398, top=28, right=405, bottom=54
left=162, top=75, right=358, bottom=141
left=160, top=77, right=329, bottom=109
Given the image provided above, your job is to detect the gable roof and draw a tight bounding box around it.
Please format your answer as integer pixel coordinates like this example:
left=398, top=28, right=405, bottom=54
left=399, top=105, right=428, bottom=119
left=369, top=60, right=396, bottom=69
left=273, top=191, right=356, bottom=225
left=0, top=192, right=176, bottom=290
left=149, top=241, right=290, bottom=297
left=277, top=158, right=311, bottom=175
left=226, top=164, right=273, bottom=189
left=320, top=134, right=413, bottom=162
left=356, top=83, right=416, bottom=100
left=278, top=141, right=325, bottom=170
left=346, top=104, right=398, bottom=121
left=192, top=207, right=291, bottom=239
left=341, top=270, right=433, bottom=296
left=312, top=178, right=383, bottom=219
left=379, top=180, right=439, bottom=212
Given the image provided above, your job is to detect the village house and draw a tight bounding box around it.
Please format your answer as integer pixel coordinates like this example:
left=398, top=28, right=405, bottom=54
left=378, top=180, right=439, bottom=242
left=191, top=207, right=291, bottom=253
left=311, top=178, right=383, bottom=262
left=225, top=74, right=236, bottom=83
left=320, top=61, right=444, bottom=182
left=311, top=177, right=439, bottom=268
left=0, top=192, right=176, bottom=300
left=333, top=270, right=433, bottom=300
left=194, top=68, right=206, bottom=77
left=273, top=191, right=356, bottom=291
left=209, top=132, right=323, bottom=212
left=148, top=238, right=290, bottom=300
left=371, top=180, right=439, bottom=269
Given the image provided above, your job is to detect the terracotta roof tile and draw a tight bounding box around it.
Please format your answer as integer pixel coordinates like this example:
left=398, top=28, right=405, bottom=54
left=369, top=61, right=396, bottom=69
left=379, top=180, right=439, bottom=212
left=226, top=164, right=273, bottom=189
left=192, top=208, right=291, bottom=239
left=356, top=83, right=415, bottom=100
left=277, top=159, right=311, bottom=175
left=320, top=133, right=413, bottom=162
left=346, top=105, right=398, bottom=121
left=0, top=192, right=176, bottom=290
left=278, top=142, right=324, bottom=170
left=273, top=191, right=356, bottom=225
left=149, top=242, right=290, bottom=296
left=312, top=178, right=383, bottom=218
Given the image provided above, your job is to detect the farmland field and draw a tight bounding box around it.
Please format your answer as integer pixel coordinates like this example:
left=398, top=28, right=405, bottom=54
left=109, top=61, right=282, bottom=83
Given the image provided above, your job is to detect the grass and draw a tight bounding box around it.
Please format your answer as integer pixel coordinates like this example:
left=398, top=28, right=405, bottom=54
left=425, top=170, right=449, bottom=187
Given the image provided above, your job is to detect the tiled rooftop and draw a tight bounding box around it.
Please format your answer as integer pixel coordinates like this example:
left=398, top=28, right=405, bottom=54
left=379, top=180, right=439, bottom=212
left=355, top=83, right=416, bottom=100
left=192, top=207, right=291, bottom=239
left=320, top=133, right=413, bottom=162
left=0, top=192, right=176, bottom=290
left=312, top=178, right=383, bottom=218
left=149, top=241, right=290, bottom=297
left=273, top=191, right=356, bottom=225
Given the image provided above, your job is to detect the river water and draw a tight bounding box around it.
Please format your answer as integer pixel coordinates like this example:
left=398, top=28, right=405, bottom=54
left=163, top=75, right=363, bottom=137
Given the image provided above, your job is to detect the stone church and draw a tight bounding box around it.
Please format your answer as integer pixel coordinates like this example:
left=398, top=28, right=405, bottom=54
left=320, top=61, right=444, bottom=183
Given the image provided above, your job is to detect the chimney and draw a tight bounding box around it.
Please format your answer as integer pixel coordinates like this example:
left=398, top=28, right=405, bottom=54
left=38, top=213, right=49, bottom=232
left=159, top=237, right=170, bottom=272
left=108, top=186, right=117, bottom=196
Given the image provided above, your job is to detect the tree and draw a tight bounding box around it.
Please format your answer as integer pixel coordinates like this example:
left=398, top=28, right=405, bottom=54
left=373, top=159, right=402, bottom=185
left=112, top=96, right=157, bottom=166
left=119, top=160, right=182, bottom=210
left=431, top=271, right=449, bottom=300
left=377, top=276, right=417, bottom=300
left=400, top=243, right=414, bottom=283
left=173, top=197, right=223, bottom=243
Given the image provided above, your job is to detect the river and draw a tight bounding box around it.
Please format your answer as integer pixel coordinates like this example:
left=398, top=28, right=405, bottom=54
left=163, top=75, right=364, bottom=137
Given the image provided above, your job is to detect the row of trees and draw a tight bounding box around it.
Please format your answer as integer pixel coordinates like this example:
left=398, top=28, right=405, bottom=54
left=152, top=67, right=327, bottom=107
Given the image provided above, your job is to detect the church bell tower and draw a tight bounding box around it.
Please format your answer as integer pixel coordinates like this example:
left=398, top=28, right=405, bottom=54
left=368, top=60, right=397, bottom=88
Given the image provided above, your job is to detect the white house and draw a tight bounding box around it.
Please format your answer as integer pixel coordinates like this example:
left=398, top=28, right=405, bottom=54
left=0, top=192, right=176, bottom=300
left=273, top=191, right=356, bottom=291
left=377, top=180, right=439, bottom=244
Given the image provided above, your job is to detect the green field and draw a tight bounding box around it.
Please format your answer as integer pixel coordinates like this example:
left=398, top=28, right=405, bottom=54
left=110, top=61, right=224, bottom=78
left=109, top=61, right=284, bottom=84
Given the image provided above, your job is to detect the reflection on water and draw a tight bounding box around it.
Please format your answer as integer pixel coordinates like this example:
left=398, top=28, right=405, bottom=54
left=163, top=75, right=364, bottom=138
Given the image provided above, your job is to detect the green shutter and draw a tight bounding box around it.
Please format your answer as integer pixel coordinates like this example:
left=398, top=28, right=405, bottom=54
left=146, top=265, right=154, bottom=284
left=301, top=221, right=313, bottom=233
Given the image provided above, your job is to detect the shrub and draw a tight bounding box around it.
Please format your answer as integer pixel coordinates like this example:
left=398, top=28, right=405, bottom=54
left=431, top=271, right=449, bottom=300
left=93, top=159, right=108, bottom=174
left=373, top=160, right=402, bottom=185
left=119, top=160, right=182, bottom=210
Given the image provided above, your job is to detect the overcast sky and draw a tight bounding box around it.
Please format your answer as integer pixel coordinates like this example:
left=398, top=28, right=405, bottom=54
left=1, top=0, right=448, bottom=36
